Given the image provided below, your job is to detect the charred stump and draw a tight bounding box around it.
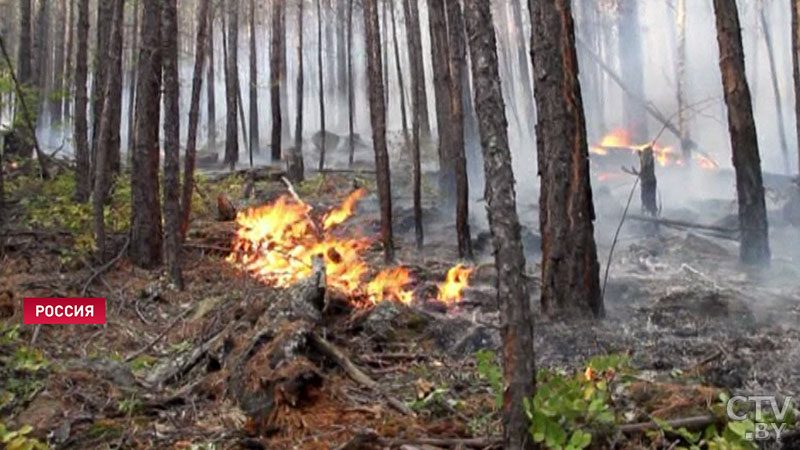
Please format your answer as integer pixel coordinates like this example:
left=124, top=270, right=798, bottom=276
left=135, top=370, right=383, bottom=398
left=639, top=146, right=658, bottom=216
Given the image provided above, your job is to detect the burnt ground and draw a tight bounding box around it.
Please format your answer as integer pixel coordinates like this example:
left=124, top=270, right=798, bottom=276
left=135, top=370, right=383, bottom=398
left=1, top=151, right=799, bottom=449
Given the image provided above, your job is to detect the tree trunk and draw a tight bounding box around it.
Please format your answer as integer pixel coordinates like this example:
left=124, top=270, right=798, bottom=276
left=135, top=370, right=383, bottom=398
left=509, top=0, right=536, bottom=136
left=346, top=0, right=354, bottom=166
left=17, top=0, right=33, bottom=90
left=759, top=9, right=790, bottom=174
left=63, top=0, right=75, bottom=123
left=390, top=0, right=409, bottom=149
left=162, top=0, right=183, bottom=288
left=315, top=0, right=326, bottom=169
left=427, top=0, right=455, bottom=206
left=92, top=0, right=123, bottom=261
left=463, top=2, right=535, bottom=447
left=794, top=0, right=800, bottom=175
left=530, top=0, right=603, bottom=318
left=363, top=0, right=394, bottom=263
left=675, top=0, right=689, bottom=162
left=639, top=147, right=657, bottom=216
left=103, top=0, right=124, bottom=176
left=402, top=0, right=423, bottom=248
left=617, top=0, right=647, bottom=142
left=73, top=0, right=90, bottom=202
left=129, top=0, right=163, bottom=269
left=248, top=0, right=259, bottom=164
left=224, top=0, right=240, bottom=169
left=445, top=0, right=471, bottom=259
left=207, top=5, right=217, bottom=151
left=90, top=0, right=112, bottom=165
left=325, top=0, right=335, bottom=97
left=50, top=0, right=66, bottom=126
left=271, top=0, right=285, bottom=162
left=401, top=0, right=431, bottom=139
left=182, top=0, right=210, bottom=240
left=289, top=0, right=305, bottom=183
left=33, top=0, right=50, bottom=110
left=336, top=0, right=347, bottom=101
left=9, top=0, right=35, bottom=159
left=126, top=0, right=139, bottom=159
left=711, top=0, right=771, bottom=265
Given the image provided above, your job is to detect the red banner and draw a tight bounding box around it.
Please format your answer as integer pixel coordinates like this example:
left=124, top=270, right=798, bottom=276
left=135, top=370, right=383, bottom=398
left=23, top=298, right=106, bottom=324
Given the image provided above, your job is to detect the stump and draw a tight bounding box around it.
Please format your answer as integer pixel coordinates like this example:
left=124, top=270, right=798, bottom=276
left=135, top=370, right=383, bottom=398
left=639, top=146, right=658, bottom=216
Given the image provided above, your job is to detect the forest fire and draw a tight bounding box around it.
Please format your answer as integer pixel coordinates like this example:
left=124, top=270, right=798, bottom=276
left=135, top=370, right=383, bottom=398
left=589, top=128, right=719, bottom=170
left=228, top=189, right=466, bottom=307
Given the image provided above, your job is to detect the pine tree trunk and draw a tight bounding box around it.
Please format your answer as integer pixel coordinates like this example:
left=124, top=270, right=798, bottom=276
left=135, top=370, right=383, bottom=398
left=182, top=0, right=210, bottom=239
left=92, top=0, right=123, bottom=261
left=50, top=0, right=66, bottom=126
left=17, top=0, right=33, bottom=89
left=759, top=9, right=790, bottom=174
left=402, top=0, right=423, bottom=248
left=33, top=0, right=50, bottom=109
left=509, top=0, right=535, bottom=135
left=445, top=0, right=471, bottom=259
left=90, top=0, right=112, bottom=164
left=73, top=0, right=90, bottom=202
left=129, top=0, right=163, bottom=269
left=271, top=0, right=284, bottom=162
left=279, top=2, right=290, bottom=144
left=224, top=0, right=240, bottom=169
left=248, top=0, right=259, bottom=163
left=126, top=0, right=139, bottom=158
left=346, top=0, right=354, bottom=166
left=336, top=0, right=347, bottom=101
left=104, top=0, right=124, bottom=176
left=401, top=0, right=431, bottom=139
left=289, top=0, right=305, bottom=183
left=617, top=0, right=647, bottom=142
left=325, top=0, right=335, bottom=96
left=530, top=0, right=603, bottom=318
left=389, top=0, right=409, bottom=149
left=675, top=0, right=689, bottom=161
left=712, top=0, right=771, bottom=265
left=207, top=6, right=217, bottom=151
left=315, top=0, right=325, bottom=169
left=793, top=0, right=800, bottom=175
left=426, top=0, right=455, bottom=205
left=63, top=0, right=75, bottom=123
left=363, top=0, right=394, bottom=263
left=163, top=0, right=183, bottom=288
left=463, top=2, right=535, bottom=447
left=10, top=0, right=34, bottom=158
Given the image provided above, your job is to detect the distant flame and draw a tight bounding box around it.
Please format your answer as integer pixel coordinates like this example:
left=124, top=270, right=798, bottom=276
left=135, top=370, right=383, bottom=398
left=367, top=267, right=414, bottom=305
left=590, top=128, right=718, bottom=170
left=436, top=264, right=474, bottom=304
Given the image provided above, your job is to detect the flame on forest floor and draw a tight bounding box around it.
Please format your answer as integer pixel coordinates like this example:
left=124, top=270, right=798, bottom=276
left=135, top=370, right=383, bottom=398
left=589, top=128, right=719, bottom=170
left=227, top=189, right=470, bottom=308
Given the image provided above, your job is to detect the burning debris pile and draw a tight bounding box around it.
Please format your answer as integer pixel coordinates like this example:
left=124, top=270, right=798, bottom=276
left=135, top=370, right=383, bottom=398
left=227, top=188, right=472, bottom=307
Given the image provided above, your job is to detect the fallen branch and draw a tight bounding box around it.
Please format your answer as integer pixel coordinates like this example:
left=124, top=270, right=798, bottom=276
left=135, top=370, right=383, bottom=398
left=124, top=306, right=194, bottom=363
left=617, top=414, right=719, bottom=434
left=81, top=238, right=130, bottom=295
left=627, top=214, right=738, bottom=235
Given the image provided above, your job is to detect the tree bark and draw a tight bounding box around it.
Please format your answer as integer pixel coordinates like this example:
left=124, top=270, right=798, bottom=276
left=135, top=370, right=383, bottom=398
left=402, top=0, right=423, bottom=248
left=271, top=0, right=285, bottom=162
left=224, top=0, right=240, bottom=169
left=401, top=0, right=431, bottom=139
left=33, top=0, right=50, bottom=109
left=73, top=0, right=90, bottom=202
left=289, top=0, right=305, bottom=183
left=248, top=0, right=259, bottom=164
left=639, top=147, right=657, bottom=216
left=63, top=0, right=75, bottom=123
left=759, top=9, right=790, bottom=174
left=10, top=0, right=34, bottom=159
left=315, top=0, right=326, bottom=169
left=17, top=0, right=33, bottom=90
left=794, top=0, right=800, bottom=175
left=390, top=0, right=409, bottom=150
left=163, top=0, right=183, bottom=288
left=675, top=0, right=689, bottom=162
left=346, top=0, right=354, bottom=166
left=363, top=0, right=394, bottom=263
left=103, top=0, right=124, bottom=175
left=126, top=0, right=139, bottom=159
left=463, top=2, right=535, bottom=448
left=50, top=0, right=66, bottom=125
left=207, top=5, right=217, bottom=151
left=509, top=0, right=536, bottom=136
left=712, top=0, right=771, bottom=265
left=90, top=0, right=112, bottom=166
left=530, top=0, right=603, bottom=318
left=336, top=0, right=347, bottom=101
left=182, top=0, right=210, bottom=239
left=445, top=0, right=471, bottom=259
left=129, top=0, right=163, bottom=268
left=617, top=0, right=647, bottom=142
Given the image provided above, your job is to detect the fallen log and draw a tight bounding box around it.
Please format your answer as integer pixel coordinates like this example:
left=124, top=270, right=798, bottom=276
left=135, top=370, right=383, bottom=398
left=627, top=214, right=738, bottom=236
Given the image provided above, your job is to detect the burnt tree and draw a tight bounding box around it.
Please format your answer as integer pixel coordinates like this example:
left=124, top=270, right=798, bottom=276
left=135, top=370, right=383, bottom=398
left=129, top=0, right=164, bottom=268
left=530, top=0, right=603, bottom=318
left=639, top=147, right=657, bottom=216
left=346, top=0, right=355, bottom=166
left=427, top=0, right=455, bottom=204
left=182, top=0, right=211, bottom=238
left=712, top=0, right=771, bottom=265
left=402, top=0, right=423, bottom=247
left=73, top=0, right=90, bottom=201
left=248, top=0, right=259, bottom=163
left=363, top=0, right=394, bottom=263
left=224, top=0, right=240, bottom=169
left=163, top=0, right=183, bottom=288
left=316, top=0, right=326, bottom=169
left=289, top=0, right=305, bottom=183
left=464, top=1, right=535, bottom=447
left=271, top=0, right=285, bottom=162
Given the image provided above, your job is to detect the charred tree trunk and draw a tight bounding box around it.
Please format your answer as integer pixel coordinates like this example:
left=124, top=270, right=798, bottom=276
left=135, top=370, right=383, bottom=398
left=289, top=0, right=305, bottom=183
left=92, top=0, right=123, bottom=260
left=181, top=0, right=210, bottom=239
left=207, top=6, right=217, bottom=151
left=224, top=0, right=240, bottom=169
left=463, top=1, right=535, bottom=447
left=390, top=0, right=409, bottom=149
left=315, top=0, right=326, bottom=169
left=445, top=0, right=471, bottom=259
left=363, top=0, right=394, bottom=263
left=271, top=0, right=285, bottom=162
left=126, top=0, right=139, bottom=158
left=427, top=0, right=455, bottom=205
left=712, top=0, right=771, bottom=265
left=163, top=0, right=183, bottom=289
left=759, top=9, right=790, bottom=174
left=73, top=0, right=90, bottom=202
left=639, top=147, right=657, bottom=216
left=530, top=0, right=603, bottom=318
left=794, top=0, right=800, bottom=174
left=402, top=0, right=431, bottom=139
left=129, top=0, right=163, bottom=268
left=403, top=0, right=423, bottom=248
left=617, top=0, right=647, bottom=142
left=346, top=0, right=354, bottom=166
left=248, top=0, right=259, bottom=163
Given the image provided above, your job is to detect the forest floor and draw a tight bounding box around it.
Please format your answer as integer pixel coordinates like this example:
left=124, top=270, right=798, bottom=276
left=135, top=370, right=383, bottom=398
left=1, top=153, right=800, bottom=449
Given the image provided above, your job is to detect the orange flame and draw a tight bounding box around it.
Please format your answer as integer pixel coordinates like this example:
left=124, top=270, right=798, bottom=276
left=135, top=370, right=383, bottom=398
left=590, top=128, right=718, bottom=170
left=323, top=188, right=367, bottom=230
left=436, top=264, right=474, bottom=304
left=366, top=267, right=414, bottom=305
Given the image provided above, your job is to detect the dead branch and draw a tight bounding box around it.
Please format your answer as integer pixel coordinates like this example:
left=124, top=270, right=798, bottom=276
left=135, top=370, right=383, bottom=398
left=627, top=215, right=738, bottom=235
left=124, top=306, right=194, bottom=363
left=81, top=237, right=130, bottom=295
left=616, top=414, right=719, bottom=434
